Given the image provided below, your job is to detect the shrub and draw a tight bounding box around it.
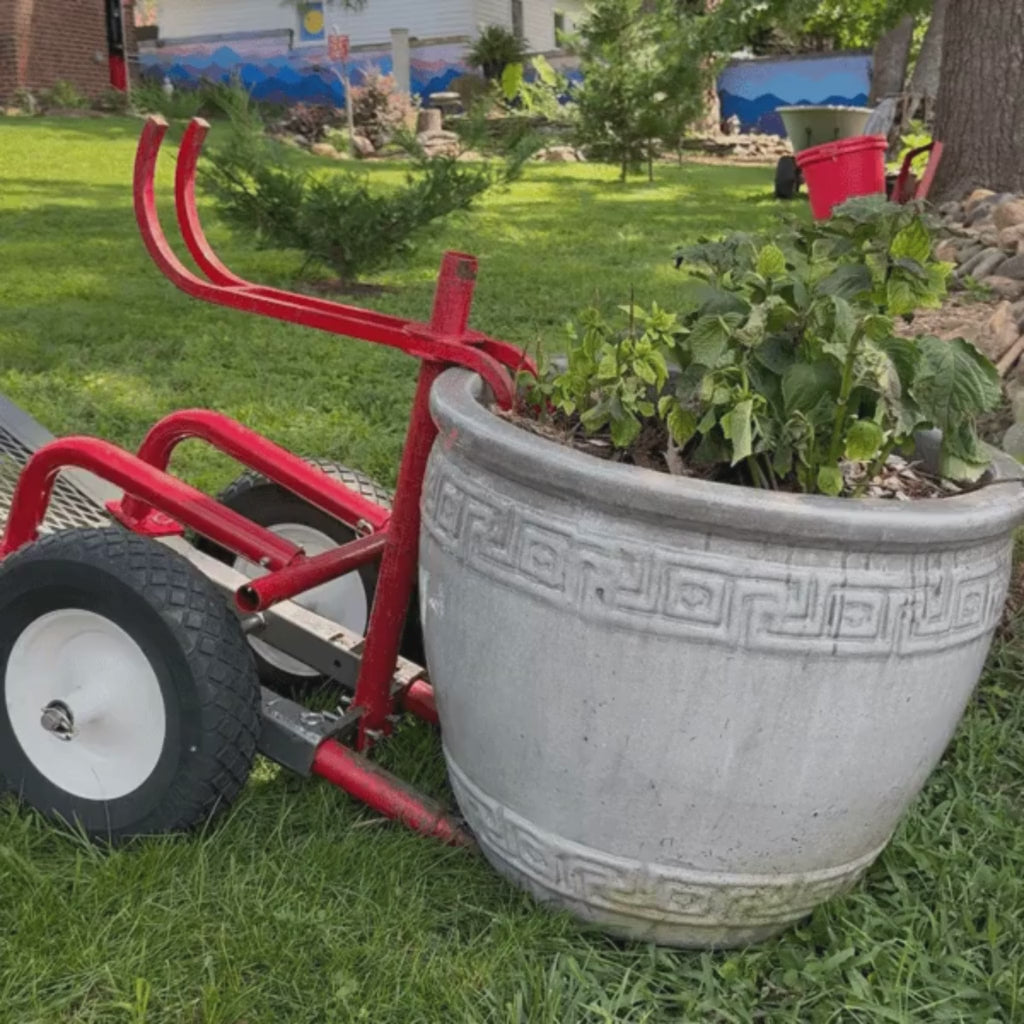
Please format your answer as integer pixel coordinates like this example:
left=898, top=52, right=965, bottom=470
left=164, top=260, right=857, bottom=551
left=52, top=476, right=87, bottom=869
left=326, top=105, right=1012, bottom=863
left=199, top=103, right=528, bottom=284
left=520, top=196, right=1001, bottom=496
left=132, top=77, right=205, bottom=120
left=273, top=102, right=342, bottom=144
left=349, top=70, right=417, bottom=148
left=92, top=87, right=131, bottom=113
left=466, top=25, right=528, bottom=81
left=39, top=80, right=86, bottom=110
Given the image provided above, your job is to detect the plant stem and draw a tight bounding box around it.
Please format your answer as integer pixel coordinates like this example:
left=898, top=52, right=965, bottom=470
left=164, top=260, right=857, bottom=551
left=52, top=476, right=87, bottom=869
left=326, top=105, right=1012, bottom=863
left=827, top=330, right=863, bottom=464
left=854, top=438, right=897, bottom=496
left=747, top=455, right=769, bottom=489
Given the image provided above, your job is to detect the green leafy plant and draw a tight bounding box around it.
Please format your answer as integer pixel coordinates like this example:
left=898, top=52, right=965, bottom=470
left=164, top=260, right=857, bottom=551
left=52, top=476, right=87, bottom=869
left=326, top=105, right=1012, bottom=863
left=499, top=56, right=574, bottom=122
left=466, top=25, right=528, bottom=81
left=521, top=196, right=1001, bottom=496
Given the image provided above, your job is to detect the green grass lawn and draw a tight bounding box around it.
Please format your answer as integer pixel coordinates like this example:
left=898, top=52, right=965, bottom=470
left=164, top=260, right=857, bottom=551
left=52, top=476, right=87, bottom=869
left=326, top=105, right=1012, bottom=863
left=1, top=115, right=1023, bottom=1023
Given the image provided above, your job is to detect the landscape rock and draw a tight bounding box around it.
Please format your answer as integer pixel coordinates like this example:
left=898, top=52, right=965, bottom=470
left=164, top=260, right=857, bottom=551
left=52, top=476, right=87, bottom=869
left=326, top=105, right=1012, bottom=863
left=938, top=200, right=963, bottom=219
left=979, top=301, right=1023, bottom=362
left=966, top=204, right=997, bottom=229
left=310, top=142, right=341, bottom=159
left=998, top=223, right=1024, bottom=250
left=965, top=188, right=996, bottom=212
left=457, top=150, right=485, bottom=161
left=957, top=246, right=1006, bottom=280
left=997, top=254, right=1024, bottom=280
left=984, top=276, right=1024, bottom=301
left=535, top=145, right=583, bottom=162
left=1012, top=299, right=1024, bottom=328
left=995, top=199, right=1024, bottom=231
left=979, top=229, right=1002, bottom=248
left=1002, top=422, right=1024, bottom=458
left=934, top=239, right=960, bottom=262
left=351, top=134, right=375, bottom=157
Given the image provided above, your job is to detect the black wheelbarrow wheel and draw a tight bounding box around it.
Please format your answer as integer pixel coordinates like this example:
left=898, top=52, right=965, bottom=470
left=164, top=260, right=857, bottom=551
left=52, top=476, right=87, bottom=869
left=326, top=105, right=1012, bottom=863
left=196, top=459, right=425, bottom=691
left=774, top=155, right=802, bottom=200
left=0, top=527, right=260, bottom=842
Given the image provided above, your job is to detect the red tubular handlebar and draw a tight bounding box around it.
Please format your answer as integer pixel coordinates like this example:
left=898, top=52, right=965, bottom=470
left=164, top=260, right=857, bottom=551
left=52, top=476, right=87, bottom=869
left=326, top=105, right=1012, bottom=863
left=133, top=116, right=530, bottom=408
left=0, top=437, right=301, bottom=568
left=119, top=409, right=392, bottom=533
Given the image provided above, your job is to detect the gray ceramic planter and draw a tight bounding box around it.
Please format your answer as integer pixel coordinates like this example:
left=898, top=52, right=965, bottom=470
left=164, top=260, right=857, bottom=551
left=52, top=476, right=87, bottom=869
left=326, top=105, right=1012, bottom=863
left=419, top=369, right=1024, bottom=948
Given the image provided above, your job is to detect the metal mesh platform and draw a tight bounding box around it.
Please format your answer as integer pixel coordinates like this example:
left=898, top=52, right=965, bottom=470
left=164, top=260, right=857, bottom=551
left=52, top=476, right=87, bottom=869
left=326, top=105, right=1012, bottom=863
left=0, top=396, right=114, bottom=534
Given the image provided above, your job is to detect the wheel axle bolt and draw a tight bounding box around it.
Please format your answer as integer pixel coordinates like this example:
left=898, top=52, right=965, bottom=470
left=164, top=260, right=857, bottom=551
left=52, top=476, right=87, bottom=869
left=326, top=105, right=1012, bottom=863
left=40, top=701, right=74, bottom=741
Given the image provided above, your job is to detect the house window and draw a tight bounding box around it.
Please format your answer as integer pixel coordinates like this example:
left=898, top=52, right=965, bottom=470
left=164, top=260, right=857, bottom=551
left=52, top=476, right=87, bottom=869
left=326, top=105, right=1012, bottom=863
left=553, top=10, right=565, bottom=38
left=510, top=0, right=524, bottom=40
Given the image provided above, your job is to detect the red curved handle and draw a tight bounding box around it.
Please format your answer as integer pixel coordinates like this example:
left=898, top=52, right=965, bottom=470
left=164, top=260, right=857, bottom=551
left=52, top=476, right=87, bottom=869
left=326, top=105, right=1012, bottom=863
left=132, top=116, right=527, bottom=406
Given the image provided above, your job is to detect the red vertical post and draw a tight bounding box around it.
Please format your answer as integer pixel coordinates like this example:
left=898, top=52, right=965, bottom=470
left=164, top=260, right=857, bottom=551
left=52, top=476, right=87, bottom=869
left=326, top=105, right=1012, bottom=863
left=351, top=252, right=478, bottom=746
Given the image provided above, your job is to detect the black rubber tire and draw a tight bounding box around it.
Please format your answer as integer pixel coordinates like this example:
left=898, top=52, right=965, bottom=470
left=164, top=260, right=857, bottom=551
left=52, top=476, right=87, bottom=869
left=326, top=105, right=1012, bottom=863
left=774, top=156, right=801, bottom=200
left=196, top=459, right=425, bottom=688
left=0, top=527, right=260, bottom=843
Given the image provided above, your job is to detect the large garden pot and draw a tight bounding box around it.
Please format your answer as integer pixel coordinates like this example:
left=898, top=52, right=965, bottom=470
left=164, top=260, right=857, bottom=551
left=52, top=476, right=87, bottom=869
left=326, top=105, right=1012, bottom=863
left=419, top=369, right=1024, bottom=948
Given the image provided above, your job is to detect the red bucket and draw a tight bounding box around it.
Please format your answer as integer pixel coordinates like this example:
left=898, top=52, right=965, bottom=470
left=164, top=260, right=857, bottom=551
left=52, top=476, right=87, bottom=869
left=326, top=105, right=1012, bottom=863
left=796, top=135, right=888, bottom=220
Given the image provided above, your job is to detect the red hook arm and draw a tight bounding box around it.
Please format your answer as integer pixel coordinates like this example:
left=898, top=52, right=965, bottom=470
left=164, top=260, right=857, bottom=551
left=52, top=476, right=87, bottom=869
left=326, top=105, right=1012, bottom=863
left=134, top=116, right=523, bottom=406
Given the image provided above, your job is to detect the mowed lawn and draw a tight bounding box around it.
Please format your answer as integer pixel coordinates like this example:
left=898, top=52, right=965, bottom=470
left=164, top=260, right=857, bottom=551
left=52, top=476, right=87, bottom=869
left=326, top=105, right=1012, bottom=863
left=0, top=115, right=1022, bottom=1023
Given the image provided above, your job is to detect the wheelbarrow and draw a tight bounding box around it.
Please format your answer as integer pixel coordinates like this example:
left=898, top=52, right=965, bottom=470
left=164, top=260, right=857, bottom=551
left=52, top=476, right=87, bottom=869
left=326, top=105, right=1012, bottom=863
left=773, top=104, right=874, bottom=200
left=776, top=102, right=944, bottom=218
left=0, top=116, right=532, bottom=845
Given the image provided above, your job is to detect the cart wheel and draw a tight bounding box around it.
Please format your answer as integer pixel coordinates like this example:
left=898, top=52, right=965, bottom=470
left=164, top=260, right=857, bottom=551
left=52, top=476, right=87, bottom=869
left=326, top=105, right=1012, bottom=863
left=774, top=156, right=801, bottom=200
left=196, top=459, right=424, bottom=689
left=0, top=527, right=260, bottom=842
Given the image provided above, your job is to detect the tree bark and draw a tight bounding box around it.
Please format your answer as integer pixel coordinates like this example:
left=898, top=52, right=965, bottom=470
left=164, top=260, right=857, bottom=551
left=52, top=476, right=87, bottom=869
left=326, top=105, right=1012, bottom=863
left=869, top=14, right=915, bottom=104
left=906, top=0, right=948, bottom=110
left=931, top=0, right=1024, bottom=201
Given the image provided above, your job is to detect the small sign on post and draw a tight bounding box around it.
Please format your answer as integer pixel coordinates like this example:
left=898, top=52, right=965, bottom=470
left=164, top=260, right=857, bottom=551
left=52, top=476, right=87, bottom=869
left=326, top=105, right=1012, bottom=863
left=327, top=32, right=349, bottom=63
left=328, top=31, right=355, bottom=158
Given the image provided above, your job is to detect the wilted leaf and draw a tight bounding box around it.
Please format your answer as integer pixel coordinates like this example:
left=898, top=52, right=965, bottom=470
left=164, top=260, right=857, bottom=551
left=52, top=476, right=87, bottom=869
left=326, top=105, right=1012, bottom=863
left=756, top=244, right=787, bottom=278
left=720, top=398, right=753, bottom=464
left=817, top=465, right=843, bottom=496
left=610, top=413, right=641, bottom=448
left=890, top=217, right=932, bottom=265
left=885, top=275, right=917, bottom=316
left=665, top=404, right=698, bottom=446
left=688, top=314, right=738, bottom=366
left=913, top=336, right=1002, bottom=431
left=844, top=419, right=884, bottom=461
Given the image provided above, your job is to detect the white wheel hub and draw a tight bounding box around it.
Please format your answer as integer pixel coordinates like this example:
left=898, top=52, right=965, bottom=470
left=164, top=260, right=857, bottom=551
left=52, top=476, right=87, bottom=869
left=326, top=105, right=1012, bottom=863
left=233, top=522, right=369, bottom=677
left=6, top=608, right=166, bottom=801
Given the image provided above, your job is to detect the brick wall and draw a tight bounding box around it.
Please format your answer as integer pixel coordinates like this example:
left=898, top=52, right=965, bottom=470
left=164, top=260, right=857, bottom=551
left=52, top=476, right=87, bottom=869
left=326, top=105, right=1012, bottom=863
left=0, top=0, right=110, bottom=103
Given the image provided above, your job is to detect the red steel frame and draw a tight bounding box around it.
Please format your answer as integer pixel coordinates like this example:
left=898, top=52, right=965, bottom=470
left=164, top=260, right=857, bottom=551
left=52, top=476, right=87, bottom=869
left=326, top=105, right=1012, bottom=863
left=891, top=141, right=945, bottom=205
left=0, top=115, right=535, bottom=845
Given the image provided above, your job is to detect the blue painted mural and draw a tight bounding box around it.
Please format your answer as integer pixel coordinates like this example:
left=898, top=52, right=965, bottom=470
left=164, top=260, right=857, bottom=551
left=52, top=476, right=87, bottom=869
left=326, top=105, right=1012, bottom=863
left=138, top=32, right=468, bottom=106
left=718, top=53, right=872, bottom=136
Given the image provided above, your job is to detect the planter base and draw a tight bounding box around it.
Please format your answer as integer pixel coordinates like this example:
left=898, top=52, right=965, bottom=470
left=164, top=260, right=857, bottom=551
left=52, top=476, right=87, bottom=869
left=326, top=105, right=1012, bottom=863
left=448, top=756, right=883, bottom=949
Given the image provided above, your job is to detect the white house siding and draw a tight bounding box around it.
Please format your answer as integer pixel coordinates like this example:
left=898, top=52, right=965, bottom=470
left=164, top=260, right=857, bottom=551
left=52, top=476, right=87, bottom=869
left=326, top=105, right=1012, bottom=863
left=471, top=0, right=586, bottom=52
left=158, top=0, right=474, bottom=46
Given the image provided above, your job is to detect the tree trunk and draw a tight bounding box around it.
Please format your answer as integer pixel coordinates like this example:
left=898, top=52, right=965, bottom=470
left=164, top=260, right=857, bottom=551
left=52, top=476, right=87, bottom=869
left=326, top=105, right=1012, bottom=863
left=906, top=0, right=949, bottom=113
left=869, top=14, right=915, bottom=104
left=694, top=0, right=723, bottom=133
left=931, top=0, right=1024, bottom=202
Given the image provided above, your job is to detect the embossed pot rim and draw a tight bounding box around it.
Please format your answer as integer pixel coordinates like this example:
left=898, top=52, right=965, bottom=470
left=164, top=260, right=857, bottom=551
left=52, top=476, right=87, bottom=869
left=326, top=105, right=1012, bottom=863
left=430, top=370, right=1024, bottom=549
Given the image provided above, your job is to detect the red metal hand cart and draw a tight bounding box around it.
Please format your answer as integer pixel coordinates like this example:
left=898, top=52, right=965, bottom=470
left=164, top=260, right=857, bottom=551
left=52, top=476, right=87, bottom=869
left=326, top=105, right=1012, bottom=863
left=0, top=116, right=531, bottom=845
